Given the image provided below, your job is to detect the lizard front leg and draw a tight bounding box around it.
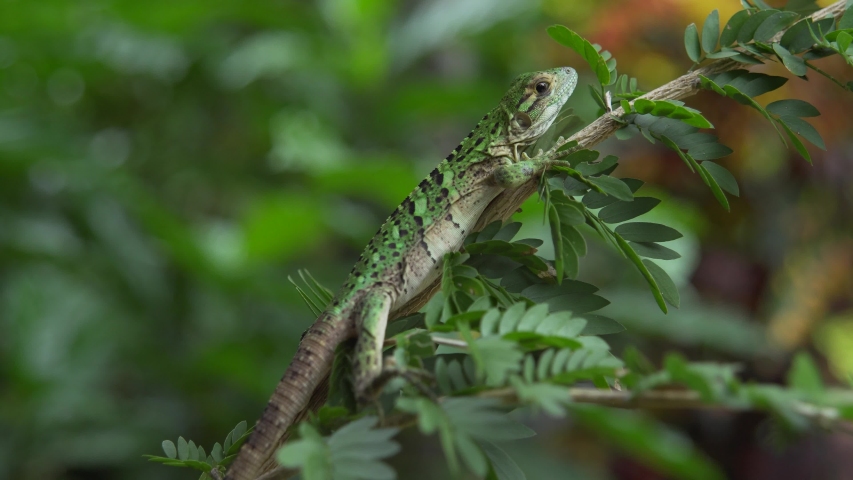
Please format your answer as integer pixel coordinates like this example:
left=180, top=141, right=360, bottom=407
left=493, top=154, right=569, bottom=189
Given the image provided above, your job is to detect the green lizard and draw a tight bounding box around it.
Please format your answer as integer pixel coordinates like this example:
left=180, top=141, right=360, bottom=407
left=226, top=66, right=578, bottom=480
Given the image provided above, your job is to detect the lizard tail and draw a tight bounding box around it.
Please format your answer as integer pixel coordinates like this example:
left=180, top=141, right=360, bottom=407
left=225, top=312, right=353, bottom=480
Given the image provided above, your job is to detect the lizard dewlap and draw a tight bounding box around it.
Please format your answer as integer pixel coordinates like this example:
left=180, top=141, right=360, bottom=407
left=227, top=66, right=577, bottom=480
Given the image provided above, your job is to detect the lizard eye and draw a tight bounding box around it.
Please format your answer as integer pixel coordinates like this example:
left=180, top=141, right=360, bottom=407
left=535, top=82, right=549, bottom=94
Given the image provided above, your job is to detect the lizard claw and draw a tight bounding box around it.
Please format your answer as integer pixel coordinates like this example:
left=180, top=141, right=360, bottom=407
left=521, top=152, right=532, bottom=160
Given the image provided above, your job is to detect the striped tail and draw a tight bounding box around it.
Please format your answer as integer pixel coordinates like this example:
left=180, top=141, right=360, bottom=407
left=226, top=312, right=353, bottom=480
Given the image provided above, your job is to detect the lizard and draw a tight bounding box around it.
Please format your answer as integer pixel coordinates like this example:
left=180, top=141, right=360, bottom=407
left=225, top=66, right=578, bottom=480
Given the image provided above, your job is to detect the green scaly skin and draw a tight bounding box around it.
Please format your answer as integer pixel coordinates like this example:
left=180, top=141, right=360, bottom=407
left=226, top=66, right=578, bottom=480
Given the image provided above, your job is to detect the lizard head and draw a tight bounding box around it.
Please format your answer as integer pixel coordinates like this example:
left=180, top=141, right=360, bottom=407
left=503, top=66, right=578, bottom=145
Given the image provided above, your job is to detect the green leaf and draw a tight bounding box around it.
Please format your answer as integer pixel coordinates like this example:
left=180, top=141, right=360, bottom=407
left=178, top=437, right=189, bottom=461
left=730, top=73, right=789, bottom=98
left=634, top=98, right=654, bottom=114
left=787, top=352, right=825, bottom=396
left=685, top=23, right=702, bottom=62
left=705, top=49, right=744, bottom=59
left=598, top=197, right=661, bottom=223
left=841, top=6, right=853, bottom=29
left=755, top=11, right=799, bottom=42
left=476, top=337, right=524, bottom=386
left=687, top=142, right=733, bottom=161
left=659, top=135, right=700, bottom=173
left=561, top=224, right=587, bottom=258
left=327, top=417, right=400, bottom=480
left=564, top=149, right=600, bottom=167
left=548, top=204, right=565, bottom=282
left=778, top=120, right=812, bottom=163
left=277, top=423, right=331, bottom=479
left=547, top=25, right=611, bottom=84
left=737, top=10, right=779, bottom=43
left=443, top=398, right=537, bottom=441
left=572, top=405, right=725, bottom=480
left=586, top=176, right=633, bottom=201
left=627, top=241, right=681, bottom=260
left=721, top=10, right=751, bottom=46
left=456, top=435, right=488, bottom=476
left=642, top=260, right=680, bottom=308
left=581, top=314, right=627, bottom=335
left=766, top=99, right=820, bottom=117
left=701, top=162, right=740, bottom=196
left=701, top=10, right=720, bottom=54
left=615, top=222, right=683, bottom=243
left=772, top=43, right=807, bottom=76
left=781, top=19, right=820, bottom=53
left=543, top=293, right=610, bottom=315
left=162, top=440, right=177, bottom=459
left=512, top=379, right=571, bottom=417
left=614, top=235, right=667, bottom=313
left=836, top=31, right=852, bottom=53
left=697, top=163, right=730, bottom=211
left=493, top=222, right=522, bottom=242
left=778, top=115, right=825, bottom=149
left=576, top=155, right=618, bottom=177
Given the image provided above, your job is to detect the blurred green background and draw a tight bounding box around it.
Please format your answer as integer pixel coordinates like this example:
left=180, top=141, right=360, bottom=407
left=2, top=0, right=852, bottom=479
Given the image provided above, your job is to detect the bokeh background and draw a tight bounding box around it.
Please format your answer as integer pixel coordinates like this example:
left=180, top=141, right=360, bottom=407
left=1, top=0, right=852, bottom=479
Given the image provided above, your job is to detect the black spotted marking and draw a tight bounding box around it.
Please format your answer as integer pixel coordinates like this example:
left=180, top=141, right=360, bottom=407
left=430, top=170, right=444, bottom=184
left=466, top=131, right=474, bottom=139
left=392, top=251, right=400, bottom=257
left=388, top=243, right=396, bottom=249
left=418, top=179, right=429, bottom=190
left=490, top=124, right=499, bottom=135
left=446, top=153, right=455, bottom=161
left=482, top=114, right=489, bottom=120
left=446, top=213, right=461, bottom=228
left=474, top=137, right=484, bottom=146
left=399, top=229, right=408, bottom=236
left=440, top=188, right=449, bottom=198
left=403, top=199, right=414, bottom=214
left=414, top=216, right=423, bottom=226
left=453, top=144, right=462, bottom=153
left=380, top=255, right=386, bottom=260
left=371, top=272, right=378, bottom=278
left=354, top=272, right=361, bottom=277
left=457, top=170, right=466, bottom=179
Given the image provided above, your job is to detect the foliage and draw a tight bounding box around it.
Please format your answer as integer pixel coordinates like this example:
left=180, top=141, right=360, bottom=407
left=144, top=421, right=252, bottom=479
left=4, top=1, right=850, bottom=479
left=145, top=2, right=853, bottom=479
